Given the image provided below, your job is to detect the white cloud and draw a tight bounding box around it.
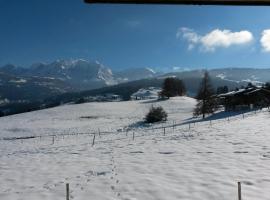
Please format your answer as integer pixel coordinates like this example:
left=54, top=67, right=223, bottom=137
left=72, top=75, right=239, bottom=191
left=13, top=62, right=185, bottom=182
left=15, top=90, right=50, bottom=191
left=260, top=29, right=270, bottom=52
left=172, top=66, right=190, bottom=71
left=177, top=27, right=200, bottom=43
left=201, top=29, right=253, bottom=51
left=177, top=27, right=253, bottom=52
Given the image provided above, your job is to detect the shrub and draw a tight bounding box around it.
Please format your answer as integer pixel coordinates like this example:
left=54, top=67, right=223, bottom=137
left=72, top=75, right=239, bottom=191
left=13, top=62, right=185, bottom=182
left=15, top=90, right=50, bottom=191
left=75, top=98, right=86, bottom=104
left=145, top=106, right=167, bottom=123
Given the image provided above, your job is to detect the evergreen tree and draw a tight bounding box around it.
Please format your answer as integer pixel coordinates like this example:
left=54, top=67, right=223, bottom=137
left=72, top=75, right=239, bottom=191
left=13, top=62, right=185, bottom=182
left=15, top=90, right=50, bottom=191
left=145, top=106, right=167, bottom=123
left=247, top=82, right=254, bottom=88
left=160, top=77, right=186, bottom=99
left=216, top=85, right=229, bottom=94
left=264, top=82, right=270, bottom=90
left=194, top=71, right=217, bottom=118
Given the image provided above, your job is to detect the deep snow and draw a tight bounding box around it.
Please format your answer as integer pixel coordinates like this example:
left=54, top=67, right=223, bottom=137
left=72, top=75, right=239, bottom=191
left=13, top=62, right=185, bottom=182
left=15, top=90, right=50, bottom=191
left=0, top=97, right=270, bottom=200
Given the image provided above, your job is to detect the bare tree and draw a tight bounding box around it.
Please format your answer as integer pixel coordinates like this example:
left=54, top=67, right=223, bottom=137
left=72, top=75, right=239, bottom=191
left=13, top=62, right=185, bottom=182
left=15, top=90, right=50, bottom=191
left=194, top=71, right=217, bottom=118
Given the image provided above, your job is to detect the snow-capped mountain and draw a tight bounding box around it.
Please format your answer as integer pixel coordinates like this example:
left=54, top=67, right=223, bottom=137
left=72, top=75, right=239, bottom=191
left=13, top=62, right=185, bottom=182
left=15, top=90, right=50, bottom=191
left=26, top=59, right=116, bottom=89
left=2, top=59, right=270, bottom=114
left=114, top=67, right=156, bottom=82
left=0, top=71, right=73, bottom=102
left=209, top=68, right=270, bottom=85
left=0, top=60, right=157, bottom=92
left=163, top=68, right=270, bottom=86
left=0, top=60, right=159, bottom=106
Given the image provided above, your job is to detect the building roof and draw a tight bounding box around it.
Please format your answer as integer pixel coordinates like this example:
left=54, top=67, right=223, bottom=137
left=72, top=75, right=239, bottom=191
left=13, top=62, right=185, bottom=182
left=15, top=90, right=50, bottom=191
left=218, top=87, right=261, bottom=97
left=131, top=87, right=161, bottom=98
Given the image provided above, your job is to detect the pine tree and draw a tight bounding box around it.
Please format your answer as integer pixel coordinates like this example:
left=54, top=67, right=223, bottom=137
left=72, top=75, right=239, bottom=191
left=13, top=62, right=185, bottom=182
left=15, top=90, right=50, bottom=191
left=160, top=77, right=186, bottom=99
left=194, top=71, right=217, bottom=118
left=216, top=85, right=228, bottom=94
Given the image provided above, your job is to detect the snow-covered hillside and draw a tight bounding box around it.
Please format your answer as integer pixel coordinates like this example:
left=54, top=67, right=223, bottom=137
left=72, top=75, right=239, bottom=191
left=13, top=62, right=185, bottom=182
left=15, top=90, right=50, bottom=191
left=0, top=97, right=195, bottom=138
left=1, top=97, right=270, bottom=200
left=131, top=87, right=161, bottom=100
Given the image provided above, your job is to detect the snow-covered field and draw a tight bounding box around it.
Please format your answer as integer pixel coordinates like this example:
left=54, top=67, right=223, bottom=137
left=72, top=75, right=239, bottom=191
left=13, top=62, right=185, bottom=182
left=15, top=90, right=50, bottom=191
left=1, top=97, right=270, bottom=200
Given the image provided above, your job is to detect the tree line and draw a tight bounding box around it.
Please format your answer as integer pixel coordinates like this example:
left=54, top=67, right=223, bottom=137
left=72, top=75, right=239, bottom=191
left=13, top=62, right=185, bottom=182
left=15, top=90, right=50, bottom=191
left=152, top=72, right=270, bottom=122
left=158, top=73, right=217, bottom=119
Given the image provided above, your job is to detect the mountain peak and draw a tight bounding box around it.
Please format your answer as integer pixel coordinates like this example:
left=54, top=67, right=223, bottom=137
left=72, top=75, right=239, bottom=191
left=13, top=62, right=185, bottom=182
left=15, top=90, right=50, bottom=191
left=145, top=67, right=156, bottom=74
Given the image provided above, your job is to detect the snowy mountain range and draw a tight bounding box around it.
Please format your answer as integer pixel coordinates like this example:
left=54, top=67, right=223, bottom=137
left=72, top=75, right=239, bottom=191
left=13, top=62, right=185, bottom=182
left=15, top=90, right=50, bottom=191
left=164, top=68, right=270, bottom=85
left=1, top=59, right=270, bottom=108
left=115, top=67, right=157, bottom=82
left=0, top=59, right=156, bottom=92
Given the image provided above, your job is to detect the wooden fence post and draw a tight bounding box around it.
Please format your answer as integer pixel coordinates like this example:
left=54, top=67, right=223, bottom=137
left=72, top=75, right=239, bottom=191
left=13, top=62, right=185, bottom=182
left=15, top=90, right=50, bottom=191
left=163, top=127, right=165, bottom=136
left=189, top=123, right=191, bottom=130
left=238, top=181, right=241, bottom=200
left=66, top=183, right=69, bottom=200
left=98, top=128, right=101, bottom=138
left=52, top=136, right=55, bottom=145
left=242, top=113, right=244, bottom=119
left=132, top=132, right=135, bottom=140
left=92, top=133, right=96, bottom=146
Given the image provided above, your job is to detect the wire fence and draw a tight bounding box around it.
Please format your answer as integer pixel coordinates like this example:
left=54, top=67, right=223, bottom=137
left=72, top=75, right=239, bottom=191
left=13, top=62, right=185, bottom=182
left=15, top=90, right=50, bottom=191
left=1, top=107, right=269, bottom=199
left=0, top=107, right=266, bottom=139
left=1, top=107, right=268, bottom=145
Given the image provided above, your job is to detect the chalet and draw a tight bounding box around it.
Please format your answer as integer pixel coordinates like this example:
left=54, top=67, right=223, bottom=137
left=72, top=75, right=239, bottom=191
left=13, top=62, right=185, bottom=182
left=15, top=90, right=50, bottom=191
left=103, top=93, right=122, bottom=101
left=131, top=87, right=161, bottom=100
left=217, top=86, right=270, bottom=111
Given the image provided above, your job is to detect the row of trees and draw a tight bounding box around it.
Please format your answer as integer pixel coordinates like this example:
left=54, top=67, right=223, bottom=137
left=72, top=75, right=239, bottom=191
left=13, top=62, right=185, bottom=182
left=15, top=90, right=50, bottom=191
left=146, top=73, right=217, bottom=123
left=148, top=71, right=269, bottom=122
left=161, top=73, right=219, bottom=119
left=145, top=77, right=186, bottom=123
left=159, top=77, right=186, bottom=98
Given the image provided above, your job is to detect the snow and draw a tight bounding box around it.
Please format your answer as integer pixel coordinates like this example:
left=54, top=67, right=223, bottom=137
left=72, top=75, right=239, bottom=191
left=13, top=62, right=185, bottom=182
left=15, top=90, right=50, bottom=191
left=131, top=87, right=161, bottom=100
left=218, top=88, right=247, bottom=97
left=9, top=79, right=27, bottom=83
left=0, top=97, right=270, bottom=200
left=145, top=67, right=156, bottom=74
left=216, top=73, right=226, bottom=79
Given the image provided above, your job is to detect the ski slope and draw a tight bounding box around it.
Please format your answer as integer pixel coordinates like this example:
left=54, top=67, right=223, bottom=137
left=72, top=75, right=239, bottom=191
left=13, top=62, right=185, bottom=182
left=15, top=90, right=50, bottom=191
left=0, top=97, right=270, bottom=200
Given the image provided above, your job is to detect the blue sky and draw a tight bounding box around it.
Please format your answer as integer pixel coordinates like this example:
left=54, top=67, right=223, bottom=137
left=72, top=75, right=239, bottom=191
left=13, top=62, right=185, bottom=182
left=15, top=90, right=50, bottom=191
left=1, top=0, right=270, bottom=71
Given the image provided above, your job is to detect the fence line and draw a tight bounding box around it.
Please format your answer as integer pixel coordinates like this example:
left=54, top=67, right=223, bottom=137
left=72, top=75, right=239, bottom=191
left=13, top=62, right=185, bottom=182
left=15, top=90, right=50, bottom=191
left=2, top=108, right=266, bottom=200
left=1, top=108, right=267, bottom=147
left=64, top=181, right=243, bottom=200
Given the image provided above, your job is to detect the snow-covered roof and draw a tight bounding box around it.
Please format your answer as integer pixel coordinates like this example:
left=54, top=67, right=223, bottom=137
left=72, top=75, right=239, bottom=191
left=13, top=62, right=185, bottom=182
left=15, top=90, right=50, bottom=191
left=218, top=87, right=260, bottom=97
left=245, top=88, right=261, bottom=95
left=131, top=87, right=161, bottom=98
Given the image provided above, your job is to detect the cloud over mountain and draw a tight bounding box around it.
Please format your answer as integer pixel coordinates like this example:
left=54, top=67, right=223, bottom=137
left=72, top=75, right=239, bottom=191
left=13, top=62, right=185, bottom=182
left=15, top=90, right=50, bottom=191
left=177, top=27, right=253, bottom=52
left=260, top=29, right=270, bottom=52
